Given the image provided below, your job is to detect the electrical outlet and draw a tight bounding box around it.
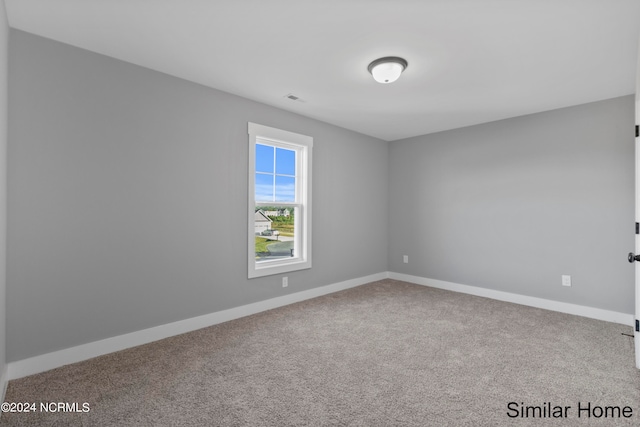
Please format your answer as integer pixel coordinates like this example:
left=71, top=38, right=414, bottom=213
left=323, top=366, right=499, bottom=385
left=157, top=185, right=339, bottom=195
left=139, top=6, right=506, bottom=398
left=282, top=277, right=288, bottom=288
left=561, top=275, right=571, bottom=287
left=403, top=255, right=409, bottom=264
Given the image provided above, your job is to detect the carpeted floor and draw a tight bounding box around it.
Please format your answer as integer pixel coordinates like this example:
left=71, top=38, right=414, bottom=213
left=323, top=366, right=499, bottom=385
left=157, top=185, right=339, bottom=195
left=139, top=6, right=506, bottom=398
left=1, top=279, right=639, bottom=426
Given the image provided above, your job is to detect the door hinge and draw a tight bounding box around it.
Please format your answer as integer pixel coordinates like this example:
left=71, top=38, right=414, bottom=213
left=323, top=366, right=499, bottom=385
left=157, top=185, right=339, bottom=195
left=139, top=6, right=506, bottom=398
left=636, top=125, right=639, bottom=138
left=636, top=319, right=639, bottom=332
left=636, top=222, right=639, bottom=234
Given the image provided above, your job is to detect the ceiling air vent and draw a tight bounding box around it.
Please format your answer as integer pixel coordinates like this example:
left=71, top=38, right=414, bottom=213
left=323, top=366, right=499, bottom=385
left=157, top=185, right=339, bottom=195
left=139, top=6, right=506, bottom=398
left=284, top=93, right=305, bottom=103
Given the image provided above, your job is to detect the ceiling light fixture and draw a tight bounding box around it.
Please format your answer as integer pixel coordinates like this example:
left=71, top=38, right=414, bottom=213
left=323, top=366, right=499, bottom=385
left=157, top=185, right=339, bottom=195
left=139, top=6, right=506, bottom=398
left=367, top=57, right=408, bottom=84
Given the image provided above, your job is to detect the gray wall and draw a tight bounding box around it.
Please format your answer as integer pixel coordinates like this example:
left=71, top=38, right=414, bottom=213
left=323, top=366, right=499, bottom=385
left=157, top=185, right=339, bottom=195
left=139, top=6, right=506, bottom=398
left=0, top=0, right=8, bottom=382
left=389, top=96, right=635, bottom=314
left=6, top=28, right=635, bottom=364
left=7, top=30, right=389, bottom=362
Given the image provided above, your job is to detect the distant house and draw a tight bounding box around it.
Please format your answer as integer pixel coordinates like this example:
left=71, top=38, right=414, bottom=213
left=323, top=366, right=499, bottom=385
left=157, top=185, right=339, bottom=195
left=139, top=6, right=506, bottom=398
left=254, top=210, right=272, bottom=235
left=263, top=209, right=290, bottom=217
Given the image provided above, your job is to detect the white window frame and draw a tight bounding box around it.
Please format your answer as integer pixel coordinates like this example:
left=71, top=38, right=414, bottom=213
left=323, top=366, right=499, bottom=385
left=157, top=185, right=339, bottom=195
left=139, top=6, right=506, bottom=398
left=248, top=122, right=312, bottom=278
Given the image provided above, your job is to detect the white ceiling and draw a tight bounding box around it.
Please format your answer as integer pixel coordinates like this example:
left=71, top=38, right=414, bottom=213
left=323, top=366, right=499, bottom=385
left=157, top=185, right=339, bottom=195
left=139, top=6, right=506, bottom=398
left=5, top=0, right=640, bottom=141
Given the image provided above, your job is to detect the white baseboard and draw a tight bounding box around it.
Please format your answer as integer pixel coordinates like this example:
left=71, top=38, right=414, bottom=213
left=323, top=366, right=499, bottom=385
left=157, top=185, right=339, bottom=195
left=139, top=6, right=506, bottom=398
left=7, top=271, right=389, bottom=380
left=389, top=272, right=634, bottom=326
left=0, top=364, right=7, bottom=407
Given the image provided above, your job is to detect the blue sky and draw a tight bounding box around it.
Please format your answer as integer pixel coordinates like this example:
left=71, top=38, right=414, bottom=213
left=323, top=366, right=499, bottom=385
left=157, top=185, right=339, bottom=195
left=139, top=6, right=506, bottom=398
left=255, top=144, right=296, bottom=202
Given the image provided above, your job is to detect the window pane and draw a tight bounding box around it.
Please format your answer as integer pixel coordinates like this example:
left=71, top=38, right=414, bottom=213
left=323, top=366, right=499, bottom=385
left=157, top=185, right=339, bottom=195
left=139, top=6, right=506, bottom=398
left=275, top=176, right=295, bottom=202
left=255, top=173, right=274, bottom=202
left=255, top=144, right=274, bottom=173
left=255, top=207, right=295, bottom=263
left=275, top=147, right=296, bottom=175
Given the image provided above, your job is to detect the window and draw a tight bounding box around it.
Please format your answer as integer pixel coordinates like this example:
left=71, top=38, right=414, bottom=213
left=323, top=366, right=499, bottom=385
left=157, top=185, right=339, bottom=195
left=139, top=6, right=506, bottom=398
left=248, top=123, right=312, bottom=278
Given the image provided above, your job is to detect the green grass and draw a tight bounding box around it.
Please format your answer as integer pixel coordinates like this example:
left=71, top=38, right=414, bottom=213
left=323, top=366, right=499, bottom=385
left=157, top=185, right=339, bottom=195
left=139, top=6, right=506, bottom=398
left=255, top=237, right=272, bottom=255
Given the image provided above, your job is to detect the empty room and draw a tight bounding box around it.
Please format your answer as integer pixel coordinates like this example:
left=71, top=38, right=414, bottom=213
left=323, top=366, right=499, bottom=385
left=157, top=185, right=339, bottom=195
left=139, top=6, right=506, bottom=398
left=0, top=0, right=640, bottom=426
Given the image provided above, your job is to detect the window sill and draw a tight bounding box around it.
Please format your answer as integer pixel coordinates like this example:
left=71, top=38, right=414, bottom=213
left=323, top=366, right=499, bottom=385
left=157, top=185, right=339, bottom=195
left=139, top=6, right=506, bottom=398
left=248, top=258, right=312, bottom=279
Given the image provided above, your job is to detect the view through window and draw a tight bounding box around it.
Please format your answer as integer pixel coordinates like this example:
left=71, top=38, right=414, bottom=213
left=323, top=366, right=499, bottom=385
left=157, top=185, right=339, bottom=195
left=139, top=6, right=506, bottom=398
left=248, top=123, right=312, bottom=278
left=255, top=143, right=297, bottom=262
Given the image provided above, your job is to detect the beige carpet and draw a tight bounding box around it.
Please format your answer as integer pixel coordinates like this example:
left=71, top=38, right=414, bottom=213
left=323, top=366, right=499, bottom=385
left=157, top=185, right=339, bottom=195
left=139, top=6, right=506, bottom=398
left=1, top=279, right=639, bottom=426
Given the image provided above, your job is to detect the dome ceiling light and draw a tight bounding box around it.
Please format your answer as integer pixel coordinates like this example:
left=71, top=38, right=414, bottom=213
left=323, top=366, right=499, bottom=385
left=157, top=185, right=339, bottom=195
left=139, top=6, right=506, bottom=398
left=367, top=57, right=408, bottom=84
